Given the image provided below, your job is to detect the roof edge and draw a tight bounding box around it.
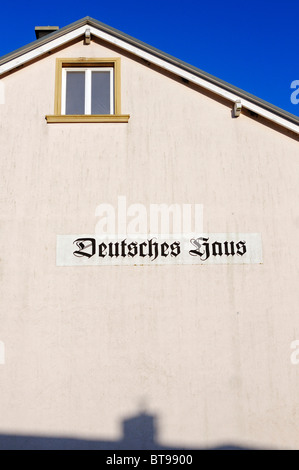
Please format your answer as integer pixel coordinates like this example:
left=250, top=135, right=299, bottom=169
left=0, top=16, right=298, bottom=129
left=0, top=17, right=90, bottom=66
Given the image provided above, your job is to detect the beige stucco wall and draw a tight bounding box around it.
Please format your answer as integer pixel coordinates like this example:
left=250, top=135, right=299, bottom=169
left=0, top=36, right=299, bottom=449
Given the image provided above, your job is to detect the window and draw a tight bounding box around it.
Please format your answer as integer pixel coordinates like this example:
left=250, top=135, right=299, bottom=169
left=63, top=67, right=114, bottom=115
left=46, top=58, right=130, bottom=123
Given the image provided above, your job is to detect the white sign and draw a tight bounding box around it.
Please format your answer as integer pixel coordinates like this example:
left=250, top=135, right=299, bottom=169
left=57, top=233, right=262, bottom=266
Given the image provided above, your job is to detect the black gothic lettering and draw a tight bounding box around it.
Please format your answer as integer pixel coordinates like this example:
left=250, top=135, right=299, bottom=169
left=121, top=239, right=127, bottom=257
left=98, top=243, right=107, bottom=258
left=189, top=237, right=210, bottom=261
left=139, top=242, right=147, bottom=257
left=170, top=241, right=181, bottom=257
left=161, top=242, right=169, bottom=257
left=148, top=238, right=159, bottom=261
left=224, top=241, right=235, bottom=256
left=108, top=242, right=119, bottom=257
left=236, top=241, right=247, bottom=256
left=73, top=238, right=96, bottom=258
left=212, top=241, right=223, bottom=256
left=128, top=242, right=138, bottom=257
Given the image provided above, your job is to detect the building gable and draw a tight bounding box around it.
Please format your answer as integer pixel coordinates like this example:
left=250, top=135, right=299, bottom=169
left=0, top=16, right=298, bottom=135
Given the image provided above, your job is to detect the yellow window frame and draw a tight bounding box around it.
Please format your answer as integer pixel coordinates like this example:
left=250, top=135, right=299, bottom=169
left=46, top=58, right=130, bottom=123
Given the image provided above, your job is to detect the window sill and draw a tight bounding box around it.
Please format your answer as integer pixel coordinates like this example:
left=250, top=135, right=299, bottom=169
left=45, top=114, right=130, bottom=123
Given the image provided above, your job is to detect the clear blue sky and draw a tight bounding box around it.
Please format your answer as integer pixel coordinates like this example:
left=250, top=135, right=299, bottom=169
left=1, top=0, right=298, bottom=116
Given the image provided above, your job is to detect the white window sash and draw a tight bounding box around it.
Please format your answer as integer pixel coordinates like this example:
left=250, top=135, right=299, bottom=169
left=61, top=68, right=67, bottom=115
left=61, top=67, right=114, bottom=115
left=85, top=69, right=91, bottom=115
left=109, top=67, right=114, bottom=114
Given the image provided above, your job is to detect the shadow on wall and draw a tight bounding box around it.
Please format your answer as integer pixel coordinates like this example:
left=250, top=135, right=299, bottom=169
left=0, top=410, right=253, bottom=450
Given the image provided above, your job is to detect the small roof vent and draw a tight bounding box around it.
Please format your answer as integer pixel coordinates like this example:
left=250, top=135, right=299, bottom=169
left=35, top=26, right=59, bottom=40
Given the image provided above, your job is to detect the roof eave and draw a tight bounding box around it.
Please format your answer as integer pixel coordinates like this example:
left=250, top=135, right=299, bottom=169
left=0, top=16, right=298, bottom=131
left=0, top=16, right=91, bottom=66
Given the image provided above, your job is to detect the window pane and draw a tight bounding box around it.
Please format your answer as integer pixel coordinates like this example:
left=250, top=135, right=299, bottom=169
left=66, top=72, right=85, bottom=115
left=91, top=71, right=111, bottom=114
